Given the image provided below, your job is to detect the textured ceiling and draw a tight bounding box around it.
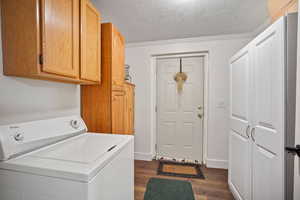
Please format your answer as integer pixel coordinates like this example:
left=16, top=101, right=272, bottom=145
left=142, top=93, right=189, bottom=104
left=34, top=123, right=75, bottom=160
left=92, top=0, right=270, bottom=43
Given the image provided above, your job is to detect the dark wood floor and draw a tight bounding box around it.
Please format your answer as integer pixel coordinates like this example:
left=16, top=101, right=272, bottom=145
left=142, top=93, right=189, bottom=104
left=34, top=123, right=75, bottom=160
left=134, top=160, right=234, bottom=200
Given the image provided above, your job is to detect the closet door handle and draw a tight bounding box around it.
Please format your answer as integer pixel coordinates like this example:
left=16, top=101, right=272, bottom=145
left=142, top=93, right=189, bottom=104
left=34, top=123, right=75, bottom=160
left=250, top=128, right=256, bottom=142
left=245, top=125, right=250, bottom=139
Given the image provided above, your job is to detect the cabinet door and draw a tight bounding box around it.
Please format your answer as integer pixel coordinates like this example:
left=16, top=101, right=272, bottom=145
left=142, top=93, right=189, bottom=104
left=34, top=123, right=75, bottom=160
left=80, top=0, right=101, bottom=82
left=229, top=45, right=252, bottom=200
left=252, top=17, right=285, bottom=200
left=111, top=28, right=125, bottom=86
left=129, top=87, right=135, bottom=134
left=112, top=90, right=125, bottom=134
left=124, top=84, right=135, bottom=134
left=40, top=0, right=79, bottom=78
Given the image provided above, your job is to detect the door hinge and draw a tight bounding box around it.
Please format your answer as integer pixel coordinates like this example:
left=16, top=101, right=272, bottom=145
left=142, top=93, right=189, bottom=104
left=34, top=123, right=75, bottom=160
left=155, top=144, right=157, bottom=151
left=155, top=105, right=158, bottom=112
left=39, top=54, right=44, bottom=65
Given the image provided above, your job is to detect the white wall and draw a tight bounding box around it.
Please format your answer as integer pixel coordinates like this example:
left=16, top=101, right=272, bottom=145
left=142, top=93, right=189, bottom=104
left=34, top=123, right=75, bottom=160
left=0, top=16, right=80, bottom=126
left=126, top=34, right=251, bottom=168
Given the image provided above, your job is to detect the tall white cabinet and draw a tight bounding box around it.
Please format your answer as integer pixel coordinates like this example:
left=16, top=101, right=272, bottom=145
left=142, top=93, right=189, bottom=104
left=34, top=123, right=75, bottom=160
left=229, top=14, right=298, bottom=200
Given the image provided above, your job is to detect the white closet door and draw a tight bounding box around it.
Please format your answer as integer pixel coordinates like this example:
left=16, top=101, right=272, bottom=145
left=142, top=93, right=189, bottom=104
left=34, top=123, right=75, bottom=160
left=252, top=17, right=285, bottom=200
left=229, top=46, right=252, bottom=200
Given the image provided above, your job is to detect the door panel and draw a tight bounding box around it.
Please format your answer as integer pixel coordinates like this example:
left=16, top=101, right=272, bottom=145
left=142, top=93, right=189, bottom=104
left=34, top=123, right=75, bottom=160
left=157, top=57, right=204, bottom=161
left=229, top=131, right=251, bottom=200
left=112, top=91, right=125, bottom=134
left=230, top=48, right=251, bottom=139
left=112, top=29, right=125, bottom=86
left=229, top=46, right=252, bottom=200
left=41, top=0, right=79, bottom=77
left=124, top=84, right=135, bottom=134
left=252, top=17, right=285, bottom=200
left=252, top=145, right=281, bottom=200
left=80, top=0, right=101, bottom=82
left=157, top=58, right=180, bottom=158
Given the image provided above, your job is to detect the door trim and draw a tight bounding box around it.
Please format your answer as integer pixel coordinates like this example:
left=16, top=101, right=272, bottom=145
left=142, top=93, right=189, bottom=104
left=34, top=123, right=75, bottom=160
left=150, top=52, right=209, bottom=164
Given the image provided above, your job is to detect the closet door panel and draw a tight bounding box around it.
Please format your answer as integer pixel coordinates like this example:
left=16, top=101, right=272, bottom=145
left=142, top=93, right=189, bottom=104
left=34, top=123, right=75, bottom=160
left=252, top=17, right=285, bottom=200
left=230, top=47, right=251, bottom=139
left=252, top=145, right=281, bottom=200
left=229, top=131, right=251, bottom=200
left=229, top=45, right=252, bottom=200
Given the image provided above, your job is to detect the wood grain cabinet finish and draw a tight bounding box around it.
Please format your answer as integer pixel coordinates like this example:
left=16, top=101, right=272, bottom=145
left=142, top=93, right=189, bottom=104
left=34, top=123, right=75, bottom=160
left=268, top=0, right=298, bottom=22
left=124, top=83, right=135, bottom=134
left=80, top=0, right=101, bottom=82
left=1, top=0, right=101, bottom=84
left=111, top=90, right=126, bottom=134
left=81, top=23, right=135, bottom=135
left=111, top=29, right=125, bottom=86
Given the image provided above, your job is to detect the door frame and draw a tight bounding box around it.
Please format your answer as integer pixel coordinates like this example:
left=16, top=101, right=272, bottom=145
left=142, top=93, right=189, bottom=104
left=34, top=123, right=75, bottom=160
left=150, top=52, right=209, bottom=164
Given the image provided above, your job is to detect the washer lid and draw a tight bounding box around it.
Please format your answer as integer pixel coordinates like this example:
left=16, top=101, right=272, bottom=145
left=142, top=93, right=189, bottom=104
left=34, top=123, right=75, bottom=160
left=0, top=133, right=133, bottom=182
left=32, top=133, right=123, bottom=164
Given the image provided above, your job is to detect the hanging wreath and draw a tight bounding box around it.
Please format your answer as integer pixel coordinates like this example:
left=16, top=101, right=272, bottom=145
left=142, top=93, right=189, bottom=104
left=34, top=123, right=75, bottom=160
left=174, top=58, right=187, bottom=93
left=174, top=72, right=187, bottom=93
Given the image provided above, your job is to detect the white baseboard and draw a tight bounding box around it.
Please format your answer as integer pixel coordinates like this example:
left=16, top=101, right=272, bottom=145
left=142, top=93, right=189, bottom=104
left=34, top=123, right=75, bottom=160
left=206, top=158, right=228, bottom=169
left=134, top=152, right=153, bottom=161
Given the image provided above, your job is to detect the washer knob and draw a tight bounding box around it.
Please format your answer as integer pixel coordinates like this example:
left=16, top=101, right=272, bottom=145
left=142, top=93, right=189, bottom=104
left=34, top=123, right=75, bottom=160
left=70, top=120, right=80, bottom=129
left=14, top=133, right=24, bottom=142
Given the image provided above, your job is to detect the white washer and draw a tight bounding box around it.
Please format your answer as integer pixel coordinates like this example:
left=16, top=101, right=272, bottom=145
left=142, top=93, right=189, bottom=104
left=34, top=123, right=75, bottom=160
left=0, top=116, right=134, bottom=200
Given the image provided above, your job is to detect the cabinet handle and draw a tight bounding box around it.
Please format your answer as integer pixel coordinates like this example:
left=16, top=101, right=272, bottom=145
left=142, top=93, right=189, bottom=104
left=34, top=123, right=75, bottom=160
left=286, top=145, right=300, bottom=157
left=246, top=125, right=250, bottom=139
left=250, top=128, right=256, bottom=142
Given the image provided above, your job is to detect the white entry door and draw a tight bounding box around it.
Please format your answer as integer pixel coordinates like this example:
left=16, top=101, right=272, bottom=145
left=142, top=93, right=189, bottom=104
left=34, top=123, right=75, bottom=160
left=156, top=56, right=204, bottom=162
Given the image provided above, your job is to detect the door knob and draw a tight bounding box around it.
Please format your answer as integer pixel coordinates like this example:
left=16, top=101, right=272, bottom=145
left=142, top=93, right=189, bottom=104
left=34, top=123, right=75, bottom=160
left=286, top=145, right=300, bottom=157
left=198, top=106, right=203, bottom=110
left=198, top=114, right=203, bottom=119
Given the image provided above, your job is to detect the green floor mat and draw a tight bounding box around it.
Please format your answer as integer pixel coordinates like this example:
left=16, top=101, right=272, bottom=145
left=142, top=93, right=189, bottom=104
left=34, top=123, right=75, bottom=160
left=144, top=178, right=195, bottom=200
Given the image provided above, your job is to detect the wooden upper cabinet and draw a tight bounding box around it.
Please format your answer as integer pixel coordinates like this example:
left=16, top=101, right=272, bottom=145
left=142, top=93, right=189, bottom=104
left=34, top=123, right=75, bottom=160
left=268, top=0, right=298, bottom=22
left=112, top=29, right=125, bottom=86
left=80, top=0, right=101, bottom=82
left=41, top=0, right=79, bottom=78
left=1, top=0, right=101, bottom=84
left=102, top=23, right=125, bottom=86
left=81, top=23, right=135, bottom=135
